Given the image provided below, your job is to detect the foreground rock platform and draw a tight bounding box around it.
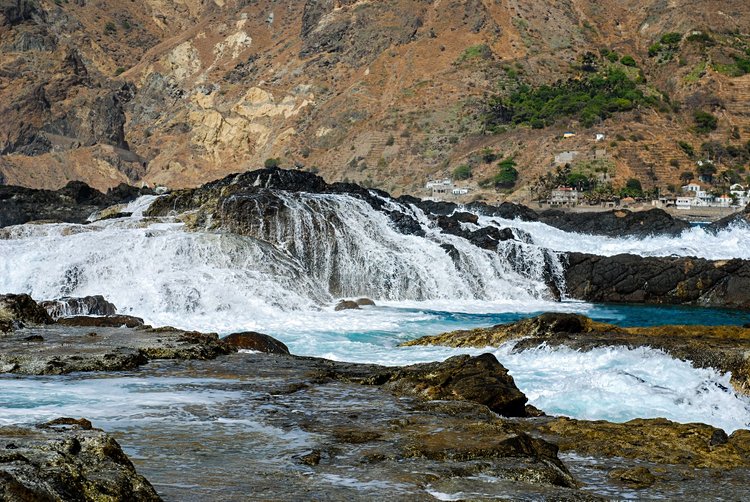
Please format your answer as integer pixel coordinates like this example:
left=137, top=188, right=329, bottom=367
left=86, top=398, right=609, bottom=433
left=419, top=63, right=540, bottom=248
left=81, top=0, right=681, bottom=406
left=403, top=312, right=750, bottom=393
left=0, top=323, right=234, bottom=375
left=0, top=418, right=161, bottom=501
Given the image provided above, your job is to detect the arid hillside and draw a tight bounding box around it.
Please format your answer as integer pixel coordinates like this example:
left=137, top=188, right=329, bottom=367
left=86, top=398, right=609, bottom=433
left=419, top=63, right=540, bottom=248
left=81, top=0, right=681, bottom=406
left=1, top=0, right=749, bottom=201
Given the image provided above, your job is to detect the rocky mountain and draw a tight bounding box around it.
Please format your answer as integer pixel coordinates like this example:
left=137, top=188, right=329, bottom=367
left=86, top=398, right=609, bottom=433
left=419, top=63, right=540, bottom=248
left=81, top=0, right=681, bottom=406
left=1, top=0, right=749, bottom=200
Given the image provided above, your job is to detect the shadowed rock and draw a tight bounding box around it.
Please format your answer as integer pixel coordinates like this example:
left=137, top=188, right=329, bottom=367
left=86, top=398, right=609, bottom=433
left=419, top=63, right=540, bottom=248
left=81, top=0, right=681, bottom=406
left=40, top=295, right=117, bottom=319
left=0, top=293, right=53, bottom=332
left=57, top=314, right=144, bottom=328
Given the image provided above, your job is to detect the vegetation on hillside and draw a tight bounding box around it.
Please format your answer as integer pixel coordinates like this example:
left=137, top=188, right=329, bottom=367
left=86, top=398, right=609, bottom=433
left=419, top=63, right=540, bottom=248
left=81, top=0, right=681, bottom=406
left=482, top=67, right=658, bottom=130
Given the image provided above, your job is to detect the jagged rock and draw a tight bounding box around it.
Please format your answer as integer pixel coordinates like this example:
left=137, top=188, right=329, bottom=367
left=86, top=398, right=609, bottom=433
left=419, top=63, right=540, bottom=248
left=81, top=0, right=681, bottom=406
left=57, top=314, right=144, bottom=328
left=539, top=208, right=690, bottom=237
left=0, top=293, right=53, bottom=332
left=0, top=419, right=161, bottom=501
left=0, top=181, right=152, bottom=227
left=335, top=300, right=360, bottom=311
left=223, top=331, right=290, bottom=354
left=363, top=353, right=529, bottom=417
left=40, top=295, right=117, bottom=319
left=563, top=252, right=750, bottom=309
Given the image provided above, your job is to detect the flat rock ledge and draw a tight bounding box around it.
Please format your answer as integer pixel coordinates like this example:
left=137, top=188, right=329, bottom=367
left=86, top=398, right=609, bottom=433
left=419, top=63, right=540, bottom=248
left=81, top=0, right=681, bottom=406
left=403, top=312, right=750, bottom=393
left=0, top=418, right=161, bottom=501
left=0, top=323, right=235, bottom=375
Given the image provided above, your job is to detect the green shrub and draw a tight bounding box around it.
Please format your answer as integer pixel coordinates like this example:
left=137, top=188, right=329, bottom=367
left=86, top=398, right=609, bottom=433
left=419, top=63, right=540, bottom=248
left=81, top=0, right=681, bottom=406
left=264, top=158, right=281, bottom=168
left=620, top=178, right=643, bottom=197
left=693, top=110, right=718, bottom=134
left=620, top=55, right=637, bottom=67
left=660, top=32, right=682, bottom=45
left=114, top=67, right=125, bottom=76
left=480, top=147, right=498, bottom=164
left=452, top=164, right=473, bottom=180
left=648, top=43, right=662, bottom=57
left=104, top=22, right=116, bottom=35
left=385, top=135, right=395, bottom=146
left=677, top=141, right=695, bottom=158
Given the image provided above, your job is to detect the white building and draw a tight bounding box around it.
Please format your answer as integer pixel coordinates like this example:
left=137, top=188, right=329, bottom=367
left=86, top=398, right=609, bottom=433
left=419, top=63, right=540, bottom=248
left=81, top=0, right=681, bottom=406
left=549, top=187, right=581, bottom=206
left=554, top=151, right=579, bottom=165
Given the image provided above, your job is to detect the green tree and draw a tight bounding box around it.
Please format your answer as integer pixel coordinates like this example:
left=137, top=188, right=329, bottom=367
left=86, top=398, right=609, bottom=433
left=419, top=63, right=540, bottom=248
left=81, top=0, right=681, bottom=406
left=620, top=55, right=637, bottom=67
left=660, top=32, right=683, bottom=45
left=493, top=158, right=518, bottom=189
left=679, top=171, right=694, bottom=183
left=264, top=158, right=281, bottom=168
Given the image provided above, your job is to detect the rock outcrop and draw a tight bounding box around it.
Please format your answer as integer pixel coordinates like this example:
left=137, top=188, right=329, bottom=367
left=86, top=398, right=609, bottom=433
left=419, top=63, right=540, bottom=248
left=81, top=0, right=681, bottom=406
left=563, top=252, right=750, bottom=309
left=0, top=418, right=161, bottom=501
left=0, top=181, right=152, bottom=228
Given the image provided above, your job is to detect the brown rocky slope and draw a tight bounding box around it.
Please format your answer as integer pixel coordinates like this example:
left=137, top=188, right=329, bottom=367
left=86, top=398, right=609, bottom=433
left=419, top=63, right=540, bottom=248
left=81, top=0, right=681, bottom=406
left=1, top=0, right=749, bottom=200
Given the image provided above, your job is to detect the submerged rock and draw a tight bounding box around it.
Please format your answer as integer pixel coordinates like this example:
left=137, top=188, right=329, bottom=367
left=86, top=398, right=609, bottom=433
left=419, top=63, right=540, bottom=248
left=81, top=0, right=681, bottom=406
left=516, top=416, right=750, bottom=470
left=0, top=418, right=161, bottom=501
left=223, top=331, right=290, bottom=354
left=40, top=295, right=117, bottom=319
left=404, top=313, right=750, bottom=394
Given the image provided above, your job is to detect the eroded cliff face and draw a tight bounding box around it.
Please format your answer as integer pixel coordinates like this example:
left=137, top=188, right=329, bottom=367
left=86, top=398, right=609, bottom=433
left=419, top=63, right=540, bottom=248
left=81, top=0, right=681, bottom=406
left=1, top=0, right=749, bottom=197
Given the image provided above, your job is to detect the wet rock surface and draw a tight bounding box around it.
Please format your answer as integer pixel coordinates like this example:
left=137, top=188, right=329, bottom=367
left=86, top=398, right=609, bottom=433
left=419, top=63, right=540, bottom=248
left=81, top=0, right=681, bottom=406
left=563, top=252, right=750, bottom=310
left=538, top=208, right=690, bottom=237
left=0, top=418, right=161, bottom=501
left=404, top=313, right=750, bottom=393
left=40, top=295, right=117, bottom=319
left=223, top=331, right=290, bottom=355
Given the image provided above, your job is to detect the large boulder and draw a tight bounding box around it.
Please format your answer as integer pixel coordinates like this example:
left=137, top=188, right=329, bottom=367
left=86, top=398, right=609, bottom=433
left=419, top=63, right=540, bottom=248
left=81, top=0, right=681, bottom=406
left=365, top=353, right=529, bottom=417
left=0, top=294, right=53, bottom=332
left=223, top=332, right=290, bottom=354
left=0, top=418, right=161, bottom=501
left=40, top=295, right=117, bottom=319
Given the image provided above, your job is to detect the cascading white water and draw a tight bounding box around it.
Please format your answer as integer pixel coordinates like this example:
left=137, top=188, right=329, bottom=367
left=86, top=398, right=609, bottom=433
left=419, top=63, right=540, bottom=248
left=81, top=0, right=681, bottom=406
left=481, top=214, right=750, bottom=260
left=0, top=193, right=562, bottom=330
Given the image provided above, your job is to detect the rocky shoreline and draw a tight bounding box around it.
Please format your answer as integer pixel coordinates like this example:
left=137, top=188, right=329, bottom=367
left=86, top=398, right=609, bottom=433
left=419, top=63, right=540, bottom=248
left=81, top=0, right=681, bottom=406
left=2, top=295, right=750, bottom=499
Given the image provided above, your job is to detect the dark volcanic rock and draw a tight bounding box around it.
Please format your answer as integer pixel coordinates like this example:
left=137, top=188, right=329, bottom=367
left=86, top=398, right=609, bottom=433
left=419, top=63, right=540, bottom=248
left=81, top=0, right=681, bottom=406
left=539, top=208, right=690, bottom=237
left=0, top=181, right=152, bottom=227
left=0, top=293, right=53, bottom=332
left=0, top=419, right=161, bottom=501
left=40, top=295, right=117, bottom=319
left=223, top=331, right=290, bottom=354
left=57, top=314, right=144, bottom=328
left=563, top=252, right=750, bottom=309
